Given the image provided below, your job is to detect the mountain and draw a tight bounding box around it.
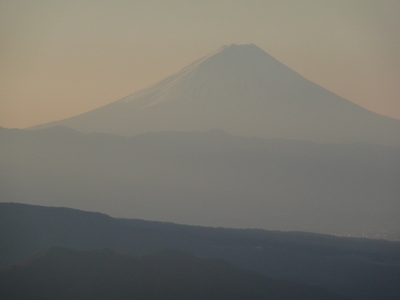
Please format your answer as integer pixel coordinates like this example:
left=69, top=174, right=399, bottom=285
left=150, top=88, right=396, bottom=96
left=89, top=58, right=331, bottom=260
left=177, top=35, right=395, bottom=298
left=0, top=247, right=349, bottom=300
left=1, top=203, right=400, bottom=300
left=1, top=126, right=399, bottom=239
left=32, top=44, right=400, bottom=145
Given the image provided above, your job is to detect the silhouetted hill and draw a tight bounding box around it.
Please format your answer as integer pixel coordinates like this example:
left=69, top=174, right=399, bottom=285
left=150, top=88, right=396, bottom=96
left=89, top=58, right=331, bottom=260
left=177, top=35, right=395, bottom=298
left=0, top=247, right=349, bottom=300
left=1, top=127, right=399, bottom=238
left=1, top=203, right=399, bottom=299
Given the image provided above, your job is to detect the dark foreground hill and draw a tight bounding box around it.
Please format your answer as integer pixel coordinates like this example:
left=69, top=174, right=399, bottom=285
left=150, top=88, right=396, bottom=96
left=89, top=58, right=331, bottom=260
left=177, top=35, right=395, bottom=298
left=0, top=247, right=348, bottom=300
left=1, top=203, right=399, bottom=300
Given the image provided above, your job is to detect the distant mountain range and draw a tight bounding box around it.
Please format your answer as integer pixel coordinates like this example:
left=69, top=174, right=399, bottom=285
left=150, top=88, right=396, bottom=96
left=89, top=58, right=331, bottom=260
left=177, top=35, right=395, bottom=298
left=31, top=44, right=400, bottom=146
left=1, top=126, right=399, bottom=238
left=0, top=247, right=349, bottom=300
left=1, top=203, right=400, bottom=299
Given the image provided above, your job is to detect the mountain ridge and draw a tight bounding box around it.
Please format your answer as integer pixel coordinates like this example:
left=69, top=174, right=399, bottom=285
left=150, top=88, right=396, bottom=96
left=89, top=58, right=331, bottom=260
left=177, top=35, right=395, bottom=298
left=2, top=126, right=399, bottom=238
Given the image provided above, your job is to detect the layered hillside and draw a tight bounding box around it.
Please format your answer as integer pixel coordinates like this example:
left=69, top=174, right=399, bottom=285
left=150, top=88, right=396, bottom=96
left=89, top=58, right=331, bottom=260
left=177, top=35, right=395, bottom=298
left=0, top=247, right=348, bottom=300
left=1, top=203, right=400, bottom=300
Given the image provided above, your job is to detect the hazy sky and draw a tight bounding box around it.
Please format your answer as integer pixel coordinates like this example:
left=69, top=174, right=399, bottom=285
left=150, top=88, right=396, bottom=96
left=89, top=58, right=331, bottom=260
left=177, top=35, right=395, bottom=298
left=1, top=0, right=399, bottom=128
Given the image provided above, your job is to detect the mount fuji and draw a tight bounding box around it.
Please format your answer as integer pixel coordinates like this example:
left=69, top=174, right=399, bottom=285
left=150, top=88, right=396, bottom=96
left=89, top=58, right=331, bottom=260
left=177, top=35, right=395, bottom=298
left=33, top=44, right=400, bottom=145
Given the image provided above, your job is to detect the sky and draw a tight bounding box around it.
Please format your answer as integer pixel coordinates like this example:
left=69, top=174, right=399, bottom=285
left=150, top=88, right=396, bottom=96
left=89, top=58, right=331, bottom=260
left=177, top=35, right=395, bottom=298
left=1, top=0, right=399, bottom=129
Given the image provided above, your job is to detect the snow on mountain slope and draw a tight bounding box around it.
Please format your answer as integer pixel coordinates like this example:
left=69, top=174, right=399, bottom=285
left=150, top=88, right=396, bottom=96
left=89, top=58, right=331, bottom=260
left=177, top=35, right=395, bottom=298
left=32, top=44, right=400, bottom=145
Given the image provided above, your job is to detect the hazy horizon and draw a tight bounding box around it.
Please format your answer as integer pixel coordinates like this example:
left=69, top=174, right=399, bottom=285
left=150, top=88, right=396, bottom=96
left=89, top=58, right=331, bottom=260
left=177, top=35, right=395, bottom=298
left=1, top=0, right=400, bottom=128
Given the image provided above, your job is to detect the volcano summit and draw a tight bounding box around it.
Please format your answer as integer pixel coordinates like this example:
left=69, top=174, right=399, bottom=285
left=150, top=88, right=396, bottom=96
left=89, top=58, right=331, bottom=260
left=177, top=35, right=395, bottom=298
left=33, top=44, right=400, bottom=145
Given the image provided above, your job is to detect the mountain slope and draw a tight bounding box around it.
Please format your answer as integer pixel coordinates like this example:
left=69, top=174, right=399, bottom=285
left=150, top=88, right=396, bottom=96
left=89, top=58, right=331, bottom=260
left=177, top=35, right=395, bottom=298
left=32, top=44, right=400, bottom=145
left=1, top=203, right=400, bottom=300
left=0, top=247, right=349, bottom=300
